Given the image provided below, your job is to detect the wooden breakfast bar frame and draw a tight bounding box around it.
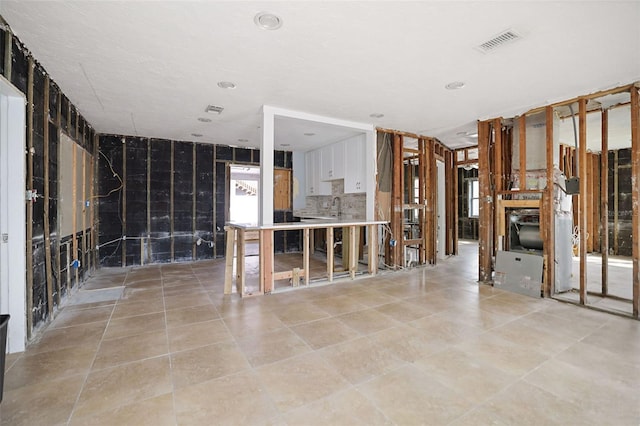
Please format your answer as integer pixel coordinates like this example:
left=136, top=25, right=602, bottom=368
left=224, top=220, right=388, bottom=297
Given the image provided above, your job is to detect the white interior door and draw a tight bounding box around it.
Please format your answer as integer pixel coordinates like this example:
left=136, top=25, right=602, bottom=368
left=0, top=76, right=27, bottom=353
left=436, top=160, right=446, bottom=260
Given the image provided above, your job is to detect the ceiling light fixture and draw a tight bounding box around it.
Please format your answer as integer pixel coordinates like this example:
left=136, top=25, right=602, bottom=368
left=254, top=12, right=283, bottom=30
left=369, top=113, right=384, bottom=118
left=303, top=132, right=315, bottom=136
left=445, top=81, right=465, bottom=90
left=217, top=81, right=236, bottom=89
left=197, top=117, right=212, bottom=123
left=238, top=138, right=249, bottom=143
left=280, top=143, right=291, bottom=147
left=191, top=133, right=203, bottom=137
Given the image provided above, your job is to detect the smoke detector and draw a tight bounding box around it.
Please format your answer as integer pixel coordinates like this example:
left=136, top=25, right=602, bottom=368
left=204, top=105, right=224, bottom=114
left=476, top=28, right=523, bottom=53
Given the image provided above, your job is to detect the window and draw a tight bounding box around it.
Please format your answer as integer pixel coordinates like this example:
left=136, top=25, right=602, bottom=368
left=468, top=179, right=479, bottom=217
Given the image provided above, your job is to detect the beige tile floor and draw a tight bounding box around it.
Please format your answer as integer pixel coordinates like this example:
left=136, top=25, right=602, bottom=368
left=1, top=243, right=639, bottom=425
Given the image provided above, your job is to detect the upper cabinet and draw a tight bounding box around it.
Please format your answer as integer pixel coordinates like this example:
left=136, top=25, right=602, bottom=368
left=304, top=133, right=366, bottom=195
left=305, top=149, right=331, bottom=195
left=343, top=134, right=366, bottom=193
left=320, top=143, right=345, bottom=181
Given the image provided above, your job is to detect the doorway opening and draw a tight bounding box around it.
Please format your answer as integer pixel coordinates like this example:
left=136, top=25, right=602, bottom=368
left=0, top=76, right=27, bottom=353
left=229, top=165, right=260, bottom=225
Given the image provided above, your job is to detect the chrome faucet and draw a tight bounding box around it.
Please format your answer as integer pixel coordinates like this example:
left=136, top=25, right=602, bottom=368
left=331, top=196, right=342, bottom=217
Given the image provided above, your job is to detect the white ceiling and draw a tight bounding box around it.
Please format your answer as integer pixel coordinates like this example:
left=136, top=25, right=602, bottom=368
left=1, top=1, right=639, bottom=150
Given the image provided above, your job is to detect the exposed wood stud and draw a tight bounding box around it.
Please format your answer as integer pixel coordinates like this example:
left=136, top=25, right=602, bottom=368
left=43, top=76, right=54, bottom=316
left=212, top=150, right=217, bottom=257
left=26, top=57, right=34, bottom=338
left=146, top=138, right=151, bottom=265
left=519, top=115, right=527, bottom=189
left=192, top=144, right=197, bottom=260
left=601, top=108, right=609, bottom=296
left=478, top=120, right=493, bottom=282
left=55, top=90, right=62, bottom=306
left=613, top=150, right=619, bottom=254
left=303, top=228, right=310, bottom=286
left=223, top=226, right=234, bottom=294
left=630, top=86, right=639, bottom=318
left=579, top=98, right=588, bottom=305
left=327, top=227, right=334, bottom=281
left=3, top=32, right=12, bottom=79
left=544, top=106, right=555, bottom=297
left=121, top=138, right=126, bottom=267
left=170, top=140, right=175, bottom=261
left=72, top=130, right=78, bottom=285
left=236, top=228, right=245, bottom=295
left=391, top=133, right=403, bottom=267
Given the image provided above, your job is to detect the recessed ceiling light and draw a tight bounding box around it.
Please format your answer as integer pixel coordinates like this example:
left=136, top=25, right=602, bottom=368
left=197, top=117, right=212, bottom=123
left=238, top=138, right=249, bottom=143
left=370, top=113, right=384, bottom=118
left=303, top=132, right=315, bottom=136
left=254, top=12, right=283, bottom=30
left=445, top=81, right=465, bottom=90
left=191, top=133, right=203, bottom=137
left=217, top=81, right=236, bottom=89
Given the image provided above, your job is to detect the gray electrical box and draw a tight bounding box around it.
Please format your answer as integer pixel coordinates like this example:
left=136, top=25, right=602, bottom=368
left=494, top=251, right=543, bottom=298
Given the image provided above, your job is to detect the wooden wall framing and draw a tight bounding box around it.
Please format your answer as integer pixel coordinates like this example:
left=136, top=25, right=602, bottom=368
left=376, top=128, right=453, bottom=268
left=478, top=82, right=640, bottom=319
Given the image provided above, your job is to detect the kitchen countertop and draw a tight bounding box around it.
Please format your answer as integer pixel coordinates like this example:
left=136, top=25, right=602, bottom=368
left=227, top=218, right=387, bottom=231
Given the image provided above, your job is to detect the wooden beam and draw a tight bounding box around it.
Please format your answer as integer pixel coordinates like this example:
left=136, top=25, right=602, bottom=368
left=519, top=115, right=527, bottom=189
left=601, top=109, right=609, bottom=296
left=391, top=133, right=404, bottom=267
left=367, top=224, right=378, bottom=275
left=261, top=229, right=274, bottom=294
left=224, top=227, right=234, bottom=294
left=613, top=150, right=619, bottom=254
left=236, top=228, right=245, bottom=295
left=631, top=86, right=640, bottom=318
left=544, top=106, right=555, bottom=297
left=120, top=138, right=126, bottom=267
left=72, top=132, right=78, bottom=282
left=579, top=98, right=588, bottom=305
left=91, top=133, right=98, bottom=274
left=418, top=138, right=427, bottom=264
left=349, top=225, right=357, bottom=279
left=43, top=75, right=54, bottom=316
left=303, top=227, right=310, bottom=286
left=586, top=152, right=594, bottom=253
left=522, top=84, right=636, bottom=117
left=26, top=57, right=34, bottom=338
left=170, top=140, right=175, bottom=261
left=452, top=149, right=459, bottom=255
left=478, top=120, right=493, bottom=282
left=327, top=227, right=334, bottom=281
left=192, top=143, right=197, bottom=261
left=55, top=90, right=62, bottom=306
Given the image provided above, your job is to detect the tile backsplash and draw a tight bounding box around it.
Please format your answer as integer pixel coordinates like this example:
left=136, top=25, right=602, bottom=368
left=295, top=180, right=366, bottom=220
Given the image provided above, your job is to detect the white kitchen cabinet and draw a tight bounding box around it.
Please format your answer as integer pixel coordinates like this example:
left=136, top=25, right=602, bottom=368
left=320, top=142, right=345, bottom=181
left=305, top=149, right=331, bottom=195
left=344, top=134, right=366, bottom=193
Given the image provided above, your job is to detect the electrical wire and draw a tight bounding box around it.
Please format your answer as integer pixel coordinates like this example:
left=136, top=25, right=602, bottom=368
left=91, top=150, right=123, bottom=199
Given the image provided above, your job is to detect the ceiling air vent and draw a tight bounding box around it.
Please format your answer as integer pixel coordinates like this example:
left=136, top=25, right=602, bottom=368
left=205, top=105, right=224, bottom=114
left=476, top=29, right=522, bottom=53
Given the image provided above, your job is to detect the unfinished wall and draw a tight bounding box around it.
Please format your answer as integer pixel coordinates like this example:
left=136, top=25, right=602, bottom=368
left=457, top=167, right=479, bottom=240
left=609, top=148, right=633, bottom=256
left=1, top=24, right=96, bottom=332
left=97, top=136, right=296, bottom=266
